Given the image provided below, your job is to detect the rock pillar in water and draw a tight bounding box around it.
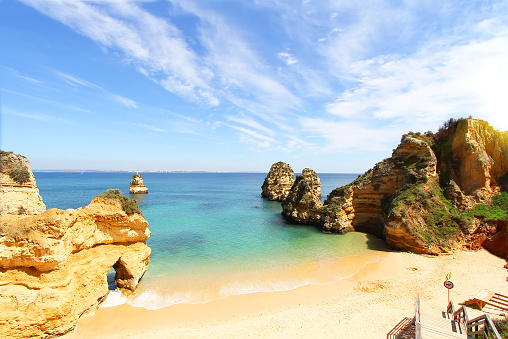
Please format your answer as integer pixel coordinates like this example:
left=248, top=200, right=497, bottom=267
left=130, top=172, right=148, bottom=194
left=261, top=162, right=295, bottom=201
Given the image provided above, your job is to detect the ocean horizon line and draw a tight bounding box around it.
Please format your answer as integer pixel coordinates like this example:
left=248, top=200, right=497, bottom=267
left=32, top=170, right=362, bottom=174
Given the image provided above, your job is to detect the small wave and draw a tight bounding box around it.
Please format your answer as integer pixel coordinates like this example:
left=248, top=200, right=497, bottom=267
left=128, top=290, right=194, bottom=310
left=100, top=289, right=127, bottom=308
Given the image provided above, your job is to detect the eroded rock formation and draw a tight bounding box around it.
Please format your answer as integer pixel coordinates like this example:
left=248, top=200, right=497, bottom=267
left=130, top=172, right=148, bottom=194
left=272, top=118, right=508, bottom=255
left=0, top=154, right=151, bottom=338
left=481, top=220, right=508, bottom=265
left=437, top=118, right=508, bottom=206
left=261, top=162, right=295, bottom=201
left=0, top=151, right=45, bottom=215
left=281, top=168, right=323, bottom=225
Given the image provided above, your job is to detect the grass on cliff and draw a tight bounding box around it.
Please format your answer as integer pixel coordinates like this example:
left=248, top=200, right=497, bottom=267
left=385, top=182, right=466, bottom=246
left=466, top=191, right=508, bottom=221
left=330, top=171, right=373, bottom=197
left=97, top=189, right=141, bottom=215
left=8, top=167, right=30, bottom=184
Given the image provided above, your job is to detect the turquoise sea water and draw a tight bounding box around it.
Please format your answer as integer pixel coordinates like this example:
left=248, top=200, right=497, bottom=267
left=34, top=172, right=390, bottom=309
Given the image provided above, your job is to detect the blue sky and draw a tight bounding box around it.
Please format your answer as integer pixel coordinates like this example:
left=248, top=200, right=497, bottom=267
left=1, top=0, right=507, bottom=172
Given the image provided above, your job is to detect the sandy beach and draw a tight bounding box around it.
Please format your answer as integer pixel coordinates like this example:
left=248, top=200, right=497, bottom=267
left=64, top=248, right=507, bottom=338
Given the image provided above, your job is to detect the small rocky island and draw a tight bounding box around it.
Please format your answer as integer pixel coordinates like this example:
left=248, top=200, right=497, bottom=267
left=261, top=161, right=295, bottom=201
left=263, top=118, right=508, bottom=259
left=0, top=152, right=151, bottom=338
left=130, top=172, right=148, bottom=194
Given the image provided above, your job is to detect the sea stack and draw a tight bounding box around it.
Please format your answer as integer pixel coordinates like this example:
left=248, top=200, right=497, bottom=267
left=281, top=168, right=323, bottom=225
left=261, top=161, right=295, bottom=201
left=130, top=172, right=148, bottom=194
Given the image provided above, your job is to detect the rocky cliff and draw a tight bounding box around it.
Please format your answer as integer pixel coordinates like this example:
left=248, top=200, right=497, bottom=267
left=261, top=162, right=295, bottom=201
left=436, top=118, right=508, bottom=205
left=281, top=168, right=323, bottom=225
left=0, top=154, right=151, bottom=338
left=269, top=118, right=508, bottom=255
left=0, top=151, right=46, bottom=215
left=130, top=172, right=148, bottom=194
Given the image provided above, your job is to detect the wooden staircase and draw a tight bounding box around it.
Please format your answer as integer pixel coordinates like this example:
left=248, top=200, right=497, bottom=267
left=414, top=296, right=501, bottom=339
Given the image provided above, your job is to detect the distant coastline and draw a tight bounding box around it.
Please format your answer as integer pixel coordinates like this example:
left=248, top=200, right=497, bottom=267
left=33, top=170, right=245, bottom=173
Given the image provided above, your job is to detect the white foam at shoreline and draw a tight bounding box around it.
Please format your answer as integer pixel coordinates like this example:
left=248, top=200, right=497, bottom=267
left=122, top=252, right=393, bottom=311
left=100, top=289, right=127, bottom=308
left=128, top=290, right=194, bottom=310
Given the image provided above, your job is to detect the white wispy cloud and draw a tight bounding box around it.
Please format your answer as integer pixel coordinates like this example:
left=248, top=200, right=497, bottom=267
left=325, top=17, right=508, bottom=131
left=3, top=106, right=73, bottom=124
left=20, top=0, right=218, bottom=107
left=225, top=114, right=276, bottom=136
left=255, top=0, right=508, bottom=151
left=134, top=124, right=165, bottom=132
left=224, top=124, right=277, bottom=149
left=299, top=117, right=397, bottom=153
left=110, top=93, right=138, bottom=109
left=174, top=1, right=302, bottom=113
left=55, top=70, right=138, bottom=109
left=277, top=134, right=317, bottom=153
left=1, top=88, right=91, bottom=114
left=56, top=71, right=101, bottom=89
left=4, top=67, right=42, bottom=84
left=278, top=52, right=297, bottom=65
left=19, top=0, right=508, bottom=158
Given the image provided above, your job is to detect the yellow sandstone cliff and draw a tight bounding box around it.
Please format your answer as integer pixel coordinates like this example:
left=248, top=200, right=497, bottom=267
left=0, top=153, right=151, bottom=338
left=0, top=152, right=45, bottom=216
left=271, top=118, right=508, bottom=255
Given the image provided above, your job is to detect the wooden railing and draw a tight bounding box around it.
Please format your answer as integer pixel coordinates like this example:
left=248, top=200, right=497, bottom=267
left=446, top=300, right=502, bottom=339
left=449, top=301, right=470, bottom=325
left=467, top=314, right=502, bottom=339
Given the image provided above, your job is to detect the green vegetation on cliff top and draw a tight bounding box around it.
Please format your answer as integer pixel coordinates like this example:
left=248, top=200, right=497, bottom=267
left=97, top=189, right=141, bottom=215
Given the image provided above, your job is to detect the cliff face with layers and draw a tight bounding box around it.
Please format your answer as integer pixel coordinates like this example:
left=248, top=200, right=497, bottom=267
left=0, top=153, right=151, bottom=338
left=267, top=118, right=508, bottom=255
left=0, top=151, right=45, bottom=215
left=261, top=162, right=295, bottom=201
left=325, top=136, right=440, bottom=244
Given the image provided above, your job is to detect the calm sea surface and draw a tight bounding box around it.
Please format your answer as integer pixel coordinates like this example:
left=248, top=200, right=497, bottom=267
left=34, top=172, right=390, bottom=309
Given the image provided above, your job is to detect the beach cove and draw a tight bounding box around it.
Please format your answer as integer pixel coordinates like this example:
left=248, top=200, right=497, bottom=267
left=32, top=172, right=508, bottom=338
left=35, top=172, right=391, bottom=308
